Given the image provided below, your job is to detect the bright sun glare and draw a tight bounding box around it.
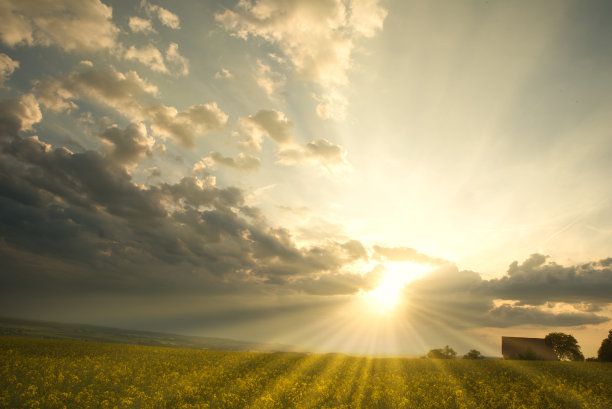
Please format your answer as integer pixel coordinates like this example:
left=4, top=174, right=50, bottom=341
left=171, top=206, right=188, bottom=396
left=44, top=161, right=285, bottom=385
left=365, top=262, right=432, bottom=313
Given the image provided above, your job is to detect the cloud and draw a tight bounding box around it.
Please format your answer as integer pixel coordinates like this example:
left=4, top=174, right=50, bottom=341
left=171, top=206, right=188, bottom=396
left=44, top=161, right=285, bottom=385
left=240, top=109, right=350, bottom=172
left=1, top=101, right=610, bottom=326
left=347, top=0, right=389, bottom=37
left=204, top=151, right=262, bottom=172
left=98, top=122, right=154, bottom=165
left=124, top=43, right=188, bottom=76
left=483, top=253, right=612, bottom=306
left=241, top=109, right=293, bottom=150
left=146, top=3, right=181, bottom=29
left=216, top=0, right=387, bottom=119
left=36, top=63, right=225, bottom=148
left=485, top=304, right=608, bottom=328
left=166, top=43, right=189, bottom=76
left=277, top=138, right=349, bottom=172
left=255, top=60, right=285, bottom=99
left=214, top=68, right=233, bottom=80
left=36, top=62, right=159, bottom=114
left=314, top=88, right=348, bottom=121
left=0, top=105, right=374, bottom=297
left=216, top=0, right=385, bottom=86
left=0, top=94, right=42, bottom=138
left=146, top=103, right=228, bottom=148
left=128, top=16, right=154, bottom=33
left=0, top=53, right=19, bottom=87
left=0, top=0, right=118, bottom=52
left=292, top=264, right=383, bottom=296
left=373, top=245, right=449, bottom=266
left=125, top=44, right=168, bottom=73
left=401, top=256, right=612, bottom=330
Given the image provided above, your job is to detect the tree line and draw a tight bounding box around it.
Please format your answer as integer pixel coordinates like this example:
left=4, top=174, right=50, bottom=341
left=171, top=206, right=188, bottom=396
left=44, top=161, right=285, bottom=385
left=425, top=329, right=612, bottom=361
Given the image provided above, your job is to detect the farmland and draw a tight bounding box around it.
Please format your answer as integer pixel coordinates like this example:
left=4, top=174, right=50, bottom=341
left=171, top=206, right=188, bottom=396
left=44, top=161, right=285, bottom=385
left=2, top=337, right=612, bottom=409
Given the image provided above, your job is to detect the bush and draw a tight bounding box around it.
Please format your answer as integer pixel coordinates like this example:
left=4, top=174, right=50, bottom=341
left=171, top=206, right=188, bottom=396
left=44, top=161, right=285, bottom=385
left=427, top=345, right=456, bottom=359
left=463, top=349, right=484, bottom=359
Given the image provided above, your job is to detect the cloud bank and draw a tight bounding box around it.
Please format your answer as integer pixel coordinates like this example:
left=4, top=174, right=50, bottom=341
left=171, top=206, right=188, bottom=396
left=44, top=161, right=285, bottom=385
left=0, top=0, right=118, bottom=52
left=216, top=0, right=387, bottom=119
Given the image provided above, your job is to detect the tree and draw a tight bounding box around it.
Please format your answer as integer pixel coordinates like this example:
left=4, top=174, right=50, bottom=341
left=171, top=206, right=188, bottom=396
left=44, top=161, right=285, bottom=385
left=427, top=345, right=456, bottom=359
left=597, top=330, right=612, bottom=362
left=463, top=349, right=484, bottom=359
left=544, top=332, right=584, bottom=361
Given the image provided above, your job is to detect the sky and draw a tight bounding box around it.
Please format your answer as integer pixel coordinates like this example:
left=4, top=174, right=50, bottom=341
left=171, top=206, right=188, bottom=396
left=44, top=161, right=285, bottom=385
left=1, top=0, right=612, bottom=357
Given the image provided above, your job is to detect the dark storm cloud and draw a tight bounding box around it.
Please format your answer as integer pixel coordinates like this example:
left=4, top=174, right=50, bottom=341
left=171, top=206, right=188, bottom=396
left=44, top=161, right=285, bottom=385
left=482, top=253, right=612, bottom=305
left=485, top=304, right=607, bottom=327
left=0, top=94, right=41, bottom=138
left=0, top=96, right=373, bottom=297
left=98, top=122, right=154, bottom=165
left=402, top=256, right=612, bottom=329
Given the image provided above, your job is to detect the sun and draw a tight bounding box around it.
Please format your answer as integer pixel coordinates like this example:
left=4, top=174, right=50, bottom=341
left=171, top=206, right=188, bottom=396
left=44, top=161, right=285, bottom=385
left=365, top=262, right=432, bottom=313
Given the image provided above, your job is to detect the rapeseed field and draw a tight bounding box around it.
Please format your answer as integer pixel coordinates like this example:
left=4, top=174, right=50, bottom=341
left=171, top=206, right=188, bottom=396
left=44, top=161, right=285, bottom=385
left=1, top=337, right=611, bottom=408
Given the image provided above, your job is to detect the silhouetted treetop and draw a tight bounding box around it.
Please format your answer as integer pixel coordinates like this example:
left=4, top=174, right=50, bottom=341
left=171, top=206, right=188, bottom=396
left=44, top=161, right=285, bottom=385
left=544, top=332, right=584, bottom=361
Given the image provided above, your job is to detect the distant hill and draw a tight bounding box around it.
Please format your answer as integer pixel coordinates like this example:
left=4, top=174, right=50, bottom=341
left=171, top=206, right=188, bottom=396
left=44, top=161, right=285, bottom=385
left=0, top=317, right=300, bottom=353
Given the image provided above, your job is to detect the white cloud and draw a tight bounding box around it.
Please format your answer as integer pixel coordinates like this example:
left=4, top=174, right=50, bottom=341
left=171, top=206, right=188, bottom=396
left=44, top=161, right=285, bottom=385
left=128, top=16, right=154, bottom=33
left=146, top=103, right=228, bottom=148
left=36, top=63, right=227, bottom=148
left=203, top=151, right=262, bottom=172
left=240, top=109, right=293, bottom=150
left=123, top=43, right=189, bottom=77
left=216, top=0, right=387, bottom=119
left=214, top=68, right=233, bottom=80
left=147, top=3, right=181, bottom=29
left=348, top=0, right=388, bottom=37
left=0, top=53, right=19, bottom=87
left=217, top=0, right=349, bottom=86
left=166, top=43, right=189, bottom=76
left=239, top=108, right=349, bottom=173
left=277, top=138, right=350, bottom=173
left=255, top=59, right=285, bottom=99
left=125, top=44, right=168, bottom=73
left=0, top=0, right=118, bottom=52
left=314, top=88, right=348, bottom=121
left=36, top=62, right=158, bottom=114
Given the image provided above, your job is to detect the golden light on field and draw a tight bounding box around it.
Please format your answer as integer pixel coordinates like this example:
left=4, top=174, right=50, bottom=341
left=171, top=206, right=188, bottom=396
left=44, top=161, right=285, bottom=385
left=365, top=262, right=432, bottom=313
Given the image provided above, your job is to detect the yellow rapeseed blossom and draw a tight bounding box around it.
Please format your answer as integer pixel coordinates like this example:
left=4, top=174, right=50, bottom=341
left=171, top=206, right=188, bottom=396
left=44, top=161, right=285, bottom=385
left=1, top=337, right=612, bottom=408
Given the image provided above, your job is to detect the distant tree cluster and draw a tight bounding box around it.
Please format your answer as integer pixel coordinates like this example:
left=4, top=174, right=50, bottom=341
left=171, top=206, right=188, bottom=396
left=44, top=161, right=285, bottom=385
left=426, top=345, right=457, bottom=359
left=463, top=349, right=484, bottom=359
left=426, top=347, right=485, bottom=359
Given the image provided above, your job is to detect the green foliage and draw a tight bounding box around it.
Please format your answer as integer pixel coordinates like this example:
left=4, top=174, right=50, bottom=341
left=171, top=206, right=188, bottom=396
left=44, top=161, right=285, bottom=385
left=545, top=332, right=584, bottom=361
left=463, top=349, right=484, bottom=359
left=2, top=337, right=612, bottom=408
left=598, top=330, right=612, bottom=362
left=427, top=345, right=457, bottom=359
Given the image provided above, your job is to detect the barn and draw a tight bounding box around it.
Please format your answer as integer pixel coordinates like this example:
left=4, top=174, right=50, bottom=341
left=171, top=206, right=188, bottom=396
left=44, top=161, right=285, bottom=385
left=501, top=336, right=558, bottom=360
